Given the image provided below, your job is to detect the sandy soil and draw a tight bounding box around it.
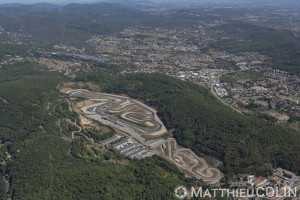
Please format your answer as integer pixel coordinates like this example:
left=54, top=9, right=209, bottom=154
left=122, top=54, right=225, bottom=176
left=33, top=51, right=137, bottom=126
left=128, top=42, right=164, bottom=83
left=76, top=100, right=103, bottom=109
left=145, top=122, right=155, bottom=127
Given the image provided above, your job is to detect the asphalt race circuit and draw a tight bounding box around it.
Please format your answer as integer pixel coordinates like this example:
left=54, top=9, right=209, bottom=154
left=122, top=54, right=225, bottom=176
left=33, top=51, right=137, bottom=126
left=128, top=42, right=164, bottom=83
left=154, top=138, right=223, bottom=184
left=67, top=89, right=223, bottom=183
left=67, top=89, right=167, bottom=136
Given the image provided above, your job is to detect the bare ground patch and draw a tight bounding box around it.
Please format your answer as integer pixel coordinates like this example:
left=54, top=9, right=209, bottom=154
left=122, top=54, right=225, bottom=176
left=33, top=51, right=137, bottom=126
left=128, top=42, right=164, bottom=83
left=76, top=100, right=102, bottom=109
left=0, top=97, right=8, bottom=104
left=58, top=82, right=101, bottom=93
left=38, top=58, right=74, bottom=71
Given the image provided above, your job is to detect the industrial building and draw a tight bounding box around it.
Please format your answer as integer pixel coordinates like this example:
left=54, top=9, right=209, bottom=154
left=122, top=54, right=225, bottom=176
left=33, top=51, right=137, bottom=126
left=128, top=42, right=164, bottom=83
left=276, top=168, right=296, bottom=179
left=112, top=138, right=129, bottom=148
left=127, top=148, right=145, bottom=158
left=118, top=144, right=134, bottom=153
left=100, top=135, right=119, bottom=145
left=110, top=136, right=155, bottom=160
left=123, top=146, right=140, bottom=155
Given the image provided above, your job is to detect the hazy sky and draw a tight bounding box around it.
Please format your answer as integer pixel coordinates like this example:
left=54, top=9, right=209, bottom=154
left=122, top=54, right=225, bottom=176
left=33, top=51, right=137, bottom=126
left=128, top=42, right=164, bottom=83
left=0, top=0, right=96, bottom=4
left=0, top=0, right=297, bottom=5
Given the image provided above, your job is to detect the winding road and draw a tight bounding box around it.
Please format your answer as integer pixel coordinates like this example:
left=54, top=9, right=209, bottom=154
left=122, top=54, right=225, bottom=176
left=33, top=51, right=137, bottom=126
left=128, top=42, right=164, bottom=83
left=67, top=89, right=166, bottom=136
left=154, top=138, right=223, bottom=184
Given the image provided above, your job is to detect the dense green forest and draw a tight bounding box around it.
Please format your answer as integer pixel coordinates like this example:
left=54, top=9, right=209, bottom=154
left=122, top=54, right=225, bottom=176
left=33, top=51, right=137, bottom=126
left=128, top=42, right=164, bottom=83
left=75, top=72, right=300, bottom=180
left=0, top=63, right=200, bottom=199
left=0, top=43, right=27, bottom=60
left=0, top=177, right=5, bottom=200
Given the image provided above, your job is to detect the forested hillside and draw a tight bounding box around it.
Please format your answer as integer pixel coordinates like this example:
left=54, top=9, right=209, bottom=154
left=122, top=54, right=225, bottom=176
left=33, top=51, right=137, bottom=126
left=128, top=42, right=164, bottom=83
left=75, top=72, right=300, bottom=180
left=0, top=63, right=197, bottom=199
left=0, top=44, right=27, bottom=60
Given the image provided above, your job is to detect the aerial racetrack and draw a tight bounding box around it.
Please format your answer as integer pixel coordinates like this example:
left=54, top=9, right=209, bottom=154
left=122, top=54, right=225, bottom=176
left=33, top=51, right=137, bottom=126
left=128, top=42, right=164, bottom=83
left=66, top=89, right=167, bottom=136
left=67, top=89, right=223, bottom=183
left=154, top=138, right=223, bottom=184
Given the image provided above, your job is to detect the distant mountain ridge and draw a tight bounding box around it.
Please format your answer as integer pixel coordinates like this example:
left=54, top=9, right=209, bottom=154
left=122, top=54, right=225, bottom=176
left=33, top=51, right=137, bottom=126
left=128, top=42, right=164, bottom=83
left=0, top=2, right=187, bottom=47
